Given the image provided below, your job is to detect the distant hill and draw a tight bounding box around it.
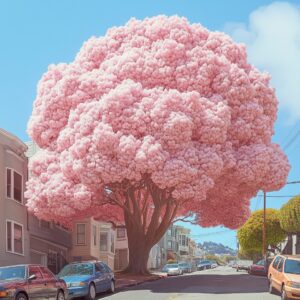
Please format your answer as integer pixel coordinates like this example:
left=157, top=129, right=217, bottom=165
left=198, top=241, right=237, bottom=256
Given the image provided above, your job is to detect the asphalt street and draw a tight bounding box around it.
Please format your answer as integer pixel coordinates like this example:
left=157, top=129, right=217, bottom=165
left=100, top=266, right=281, bottom=300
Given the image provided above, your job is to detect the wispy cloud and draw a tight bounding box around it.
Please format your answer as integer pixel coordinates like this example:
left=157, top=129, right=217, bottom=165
left=224, top=1, right=300, bottom=122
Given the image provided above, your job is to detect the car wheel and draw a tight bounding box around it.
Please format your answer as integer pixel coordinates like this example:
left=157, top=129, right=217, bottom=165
left=109, top=280, right=115, bottom=293
left=16, top=293, right=27, bottom=300
left=57, top=290, right=65, bottom=300
left=281, top=285, right=289, bottom=300
left=269, top=279, right=274, bottom=294
left=85, top=283, right=96, bottom=300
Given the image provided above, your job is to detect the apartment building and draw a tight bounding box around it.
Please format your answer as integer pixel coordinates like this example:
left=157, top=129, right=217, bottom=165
left=70, top=218, right=116, bottom=270
left=0, top=128, right=30, bottom=266
left=177, top=225, right=191, bottom=258
left=26, top=141, right=72, bottom=274
left=166, top=225, right=179, bottom=260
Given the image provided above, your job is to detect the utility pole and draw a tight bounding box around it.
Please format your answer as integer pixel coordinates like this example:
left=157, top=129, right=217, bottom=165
left=262, top=191, right=267, bottom=260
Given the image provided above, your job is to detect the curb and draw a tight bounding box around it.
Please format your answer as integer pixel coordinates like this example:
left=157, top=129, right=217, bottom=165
left=116, top=275, right=166, bottom=291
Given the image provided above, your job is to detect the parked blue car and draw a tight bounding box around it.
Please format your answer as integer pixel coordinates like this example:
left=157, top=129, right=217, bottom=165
left=58, top=261, right=115, bottom=300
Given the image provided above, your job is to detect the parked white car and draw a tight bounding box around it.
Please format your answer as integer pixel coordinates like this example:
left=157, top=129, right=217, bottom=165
left=162, top=263, right=183, bottom=276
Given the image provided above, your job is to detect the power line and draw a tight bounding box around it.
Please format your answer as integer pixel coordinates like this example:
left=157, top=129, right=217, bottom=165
left=287, top=181, right=300, bottom=184
left=281, top=120, right=300, bottom=146
left=189, top=229, right=232, bottom=238
left=266, top=195, right=298, bottom=198
left=256, top=195, right=298, bottom=198
left=283, top=129, right=300, bottom=150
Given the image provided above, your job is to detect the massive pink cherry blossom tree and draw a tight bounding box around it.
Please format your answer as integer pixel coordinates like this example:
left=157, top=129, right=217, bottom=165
left=26, top=16, right=290, bottom=274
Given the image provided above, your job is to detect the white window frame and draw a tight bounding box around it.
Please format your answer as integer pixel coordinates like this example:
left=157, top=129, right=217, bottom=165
left=6, top=167, right=23, bottom=204
left=6, top=219, right=24, bottom=256
left=76, top=223, right=86, bottom=245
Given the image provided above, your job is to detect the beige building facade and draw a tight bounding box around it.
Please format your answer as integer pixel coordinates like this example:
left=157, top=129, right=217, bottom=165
left=70, top=218, right=116, bottom=270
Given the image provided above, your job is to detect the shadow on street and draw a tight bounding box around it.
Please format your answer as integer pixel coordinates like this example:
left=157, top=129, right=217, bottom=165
left=128, top=273, right=269, bottom=294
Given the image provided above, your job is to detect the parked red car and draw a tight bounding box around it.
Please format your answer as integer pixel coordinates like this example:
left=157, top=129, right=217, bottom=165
left=0, top=264, right=68, bottom=300
left=248, top=258, right=273, bottom=276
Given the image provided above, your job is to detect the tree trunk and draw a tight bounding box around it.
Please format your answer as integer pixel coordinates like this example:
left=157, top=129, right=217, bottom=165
left=125, top=240, right=151, bottom=274
left=110, top=179, right=178, bottom=275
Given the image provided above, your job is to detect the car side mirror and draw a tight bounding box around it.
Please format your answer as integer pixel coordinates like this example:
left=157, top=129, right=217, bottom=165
left=28, top=274, right=37, bottom=281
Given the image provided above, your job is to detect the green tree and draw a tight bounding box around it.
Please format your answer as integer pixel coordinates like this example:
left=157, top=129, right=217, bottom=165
left=223, top=255, right=238, bottom=263
left=237, top=209, right=286, bottom=255
left=280, top=195, right=300, bottom=234
left=205, top=254, right=224, bottom=265
left=238, top=248, right=261, bottom=262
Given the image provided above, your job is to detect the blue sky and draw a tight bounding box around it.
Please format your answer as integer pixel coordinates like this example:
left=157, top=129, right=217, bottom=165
left=1, top=0, right=300, bottom=249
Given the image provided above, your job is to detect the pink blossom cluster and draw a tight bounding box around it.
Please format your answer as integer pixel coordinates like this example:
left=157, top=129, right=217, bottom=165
left=26, top=16, right=290, bottom=229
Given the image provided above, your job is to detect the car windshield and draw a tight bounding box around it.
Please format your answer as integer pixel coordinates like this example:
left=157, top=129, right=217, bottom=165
left=200, top=261, right=210, bottom=264
left=284, top=259, right=300, bottom=275
left=0, top=266, right=26, bottom=281
left=58, top=263, right=93, bottom=276
left=179, top=263, right=188, bottom=266
left=165, top=264, right=178, bottom=268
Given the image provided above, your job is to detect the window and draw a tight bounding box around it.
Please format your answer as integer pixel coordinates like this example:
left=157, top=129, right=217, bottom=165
left=7, top=222, right=12, bottom=252
left=101, top=262, right=111, bottom=273
left=284, top=259, right=300, bottom=275
left=100, top=232, right=108, bottom=251
left=40, top=266, right=55, bottom=279
left=93, top=226, right=97, bottom=246
left=167, top=241, right=172, bottom=249
left=48, top=250, right=58, bottom=274
left=58, top=263, right=93, bottom=277
left=256, top=260, right=265, bottom=266
left=273, top=256, right=281, bottom=269
left=277, top=258, right=284, bottom=272
left=6, top=220, right=23, bottom=255
left=95, top=263, right=101, bottom=273
left=76, top=224, right=86, bottom=245
left=111, top=232, right=115, bottom=253
left=6, top=169, right=12, bottom=198
left=117, top=228, right=126, bottom=239
left=96, top=263, right=106, bottom=273
left=28, top=266, right=43, bottom=280
left=6, top=168, right=23, bottom=203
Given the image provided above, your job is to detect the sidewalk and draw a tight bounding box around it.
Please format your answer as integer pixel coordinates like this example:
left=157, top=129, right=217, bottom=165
left=115, top=272, right=166, bottom=290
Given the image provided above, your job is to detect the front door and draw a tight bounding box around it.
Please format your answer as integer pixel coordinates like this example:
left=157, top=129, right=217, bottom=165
left=27, top=265, right=49, bottom=300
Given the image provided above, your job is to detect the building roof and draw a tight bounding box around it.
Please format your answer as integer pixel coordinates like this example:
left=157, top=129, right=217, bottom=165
left=0, top=128, right=27, bottom=150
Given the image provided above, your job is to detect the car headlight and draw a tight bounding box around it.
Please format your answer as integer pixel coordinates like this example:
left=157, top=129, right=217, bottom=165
left=68, top=282, right=87, bottom=287
left=286, top=281, right=300, bottom=288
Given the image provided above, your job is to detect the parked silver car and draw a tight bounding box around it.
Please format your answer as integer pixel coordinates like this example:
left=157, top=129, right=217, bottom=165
left=162, top=264, right=183, bottom=276
left=178, top=262, right=192, bottom=273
